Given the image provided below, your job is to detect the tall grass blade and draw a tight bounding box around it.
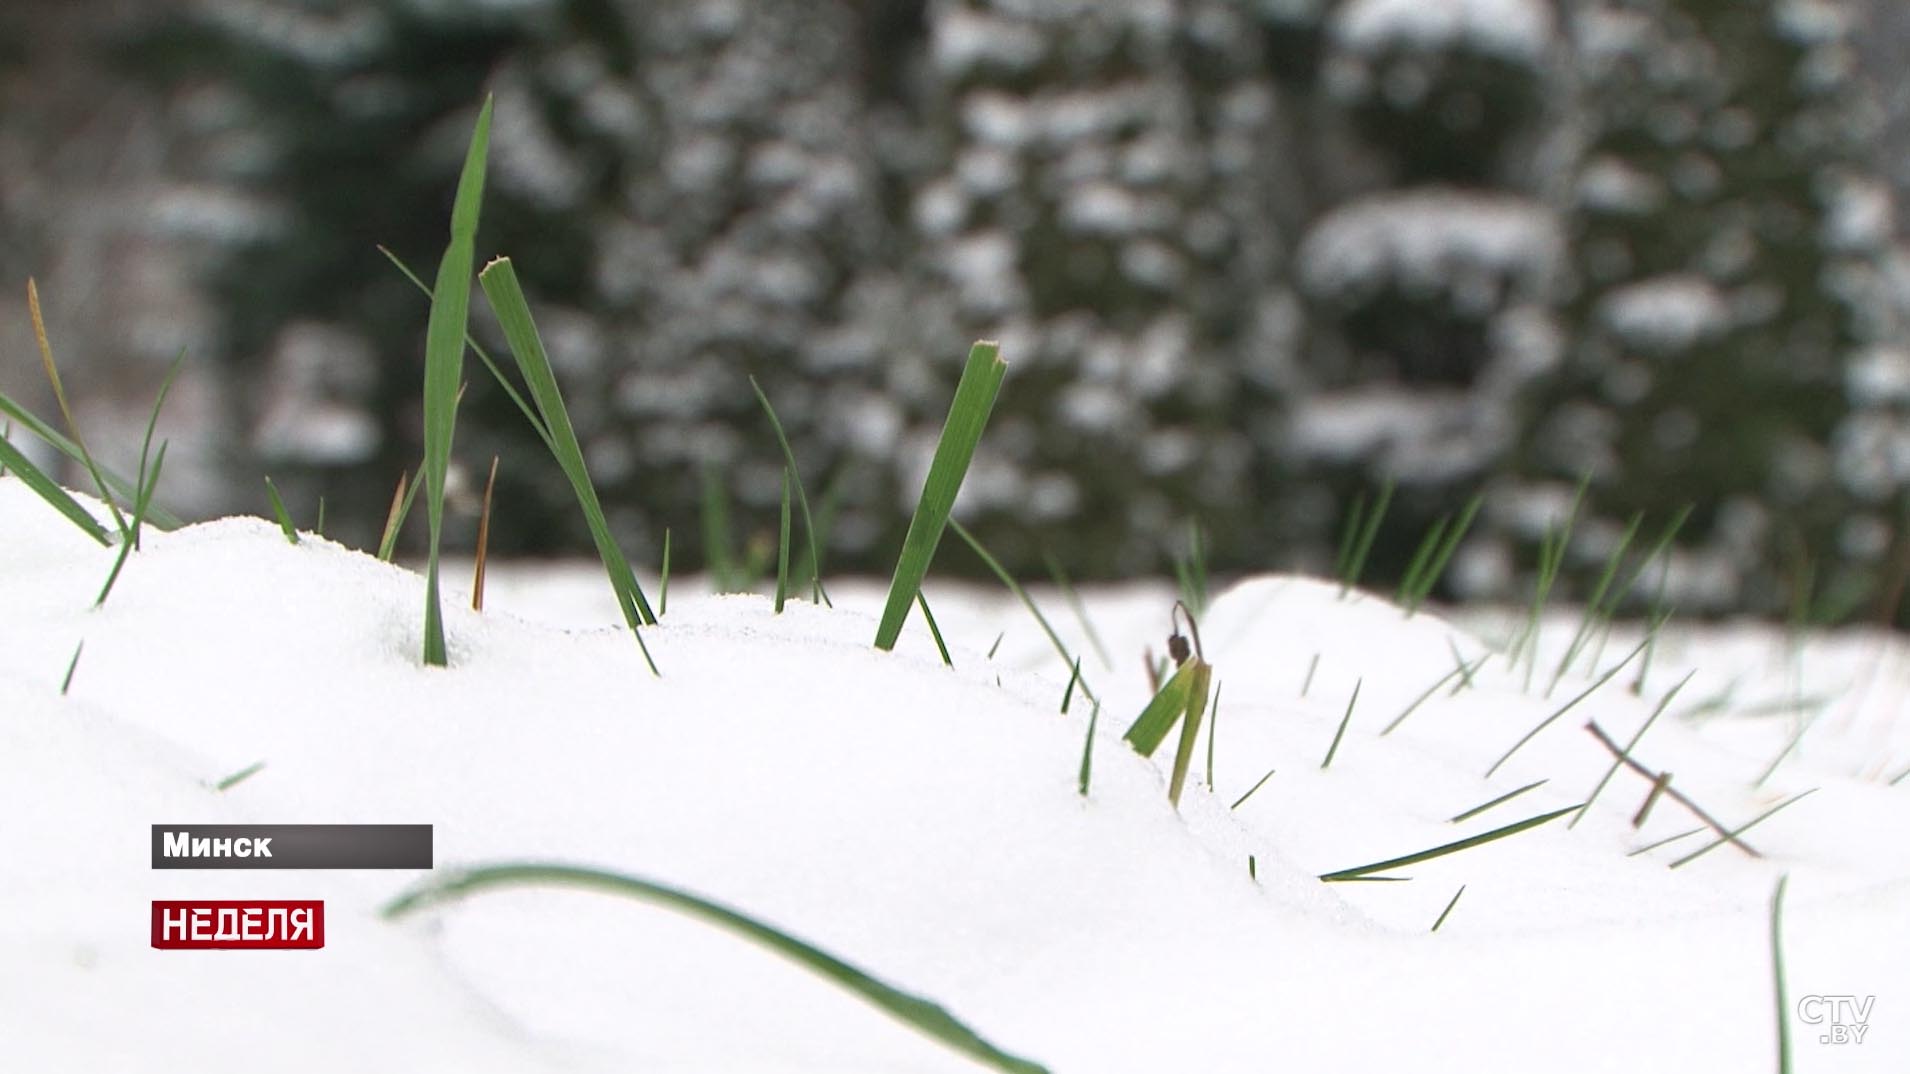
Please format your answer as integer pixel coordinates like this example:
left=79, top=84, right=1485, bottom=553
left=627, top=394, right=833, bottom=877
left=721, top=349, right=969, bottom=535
left=96, top=441, right=167, bottom=605
left=479, top=258, right=660, bottom=675
left=774, top=466, right=792, bottom=613
left=873, top=341, right=1007, bottom=651
left=1166, top=660, right=1214, bottom=808
left=1487, top=638, right=1648, bottom=777
left=750, top=376, right=830, bottom=606
left=418, top=98, right=494, bottom=668
left=1205, top=682, right=1222, bottom=790
left=1318, top=804, right=1579, bottom=881
left=949, top=518, right=1093, bottom=704
left=0, top=433, right=111, bottom=544
left=1340, top=478, right=1393, bottom=595
left=378, top=469, right=419, bottom=562
left=1123, top=660, right=1198, bottom=757
left=658, top=528, right=672, bottom=617
left=0, top=393, right=181, bottom=530
left=1044, top=552, right=1112, bottom=670
left=915, top=592, right=953, bottom=667
left=1077, top=702, right=1099, bottom=797
left=1404, top=493, right=1483, bottom=613
left=383, top=862, right=1050, bottom=1074
left=1669, top=789, right=1817, bottom=869
left=1547, top=512, right=1642, bottom=695
left=1771, top=875, right=1792, bottom=1074
left=263, top=476, right=300, bottom=545
left=30, top=279, right=128, bottom=538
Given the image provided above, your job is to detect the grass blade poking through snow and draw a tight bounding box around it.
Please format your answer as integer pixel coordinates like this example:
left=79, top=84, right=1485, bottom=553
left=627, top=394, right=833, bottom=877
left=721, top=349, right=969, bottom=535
left=1165, top=660, right=1214, bottom=808
left=1771, top=875, right=1793, bottom=1074
left=383, top=862, right=1050, bottom=1074
left=60, top=641, right=83, bottom=695
left=0, top=432, right=109, bottom=544
left=472, top=456, right=498, bottom=611
left=750, top=375, right=830, bottom=606
left=874, top=341, right=1007, bottom=652
left=1319, top=804, right=1580, bottom=882
left=1431, top=885, right=1467, bottom=932
left=1338, top=478, right=1393, bottom=596
left=1486, top=638, right=1647, bottom=778
left=1320, top=678, right=1361, bottom=769
left=950, top=518, right=1093, bottom=704
left=479, top=258, right=659, bottom=674
left=263, top=477, right=299, bottom=545
left=773, top=467, right=792, bottom=612
left=914, top=592, right=953, bottom=667
left=418, top=98, right=492, bottom=668
left=1077, top=702, right=1099, bottom=797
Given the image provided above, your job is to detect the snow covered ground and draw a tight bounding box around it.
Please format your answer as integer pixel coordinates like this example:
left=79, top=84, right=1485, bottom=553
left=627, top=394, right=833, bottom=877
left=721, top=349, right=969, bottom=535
left=2, top=474, right=1905, bottom=1072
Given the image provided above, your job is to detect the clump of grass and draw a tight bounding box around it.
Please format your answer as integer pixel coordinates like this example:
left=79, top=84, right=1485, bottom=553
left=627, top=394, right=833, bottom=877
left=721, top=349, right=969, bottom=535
left=1545, top=511, right=1642, bottom=695
left=1397, top=493, right=1483, bottom=615
left=479, top=257, right=659, bottom=674
left=874, top=341, right=1007, bottom=652
left=1122, top=605, right=1213, bottom=808
left=416, top=98, right=493, bottom=668
left=383, top=861, right=1049, bottom=1074
left=1318, top=803, right=1579, bottom=882
left=263, top=477, right=300, bottom=545
left=1335, top=478, right=1394, bottom=596
left=1320, top=679, right=1361, bottom=769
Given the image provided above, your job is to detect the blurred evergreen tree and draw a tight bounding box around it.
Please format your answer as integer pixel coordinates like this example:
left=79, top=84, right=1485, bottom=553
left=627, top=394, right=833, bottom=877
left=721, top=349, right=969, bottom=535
left=1520, top=0, right=1904, bottom=620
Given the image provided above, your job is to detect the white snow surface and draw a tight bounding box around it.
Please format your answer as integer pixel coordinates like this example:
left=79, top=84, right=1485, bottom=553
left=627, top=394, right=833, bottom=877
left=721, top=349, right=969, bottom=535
left=2, top=475, right=1907, bottom=1072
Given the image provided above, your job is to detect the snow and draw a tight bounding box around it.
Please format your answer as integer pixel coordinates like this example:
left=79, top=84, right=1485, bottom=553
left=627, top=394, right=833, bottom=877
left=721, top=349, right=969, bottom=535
left=1335, top=0, right=1554, bottom=64
left=4, top=475, right=1909, bottom=1072
left=1299, top=191, right=1563, bottom=313
left=1597, top=275, right=1731, bottom=353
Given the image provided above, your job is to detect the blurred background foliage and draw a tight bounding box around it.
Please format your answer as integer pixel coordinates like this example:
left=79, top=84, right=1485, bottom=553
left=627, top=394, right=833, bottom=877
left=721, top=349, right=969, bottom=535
left=8, top=0, right=1910, bottom=623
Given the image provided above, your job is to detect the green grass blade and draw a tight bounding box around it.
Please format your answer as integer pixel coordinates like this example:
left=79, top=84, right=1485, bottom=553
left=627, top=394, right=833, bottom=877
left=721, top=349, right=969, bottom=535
left=1380, top=662, right=1468, bottom=736
left=949, top=518, right=1093, bottom=705
left=1077, top=702, right=1099, bottom=797
left=873, top=341, right=1007, bottom=651
left=1669, top=789, right=1818, bottom=869
left=750, top=376, right=831, bottom=606
left=378, top=467, right=422, bottom=562
left=60, top=640, right=83, bottom=695
left=0, top=393, right=181, bottom=531
left=1043, top=552, right=1113, bottom=670
left=30, top=280, right=128, bottom=539
left=1230, top=766, right=1277, bottom=810
left=1396, top=515, right=1450, bottom=609
left=96, top=441, right=167, bottom=605
left=1406, top=493, right=1483, bottom=612
left=1548, top=512, right=1643, bottom=695
left=1301, top=652, right=1320, bottom=697
left=1166, top=661, right=1213, bottom=808
left=1205, top=682, right=1222, bottom=790
left=215, top=761, right=267, bottom=792
left=659, top=528, right=672, bottom=617
left=383, top=862, right=1049, bottom=1074
left=1319, top=804, right=1580, bottom=882
left=129, top=349, right=187, bottom=549
left=378, top=244, right=556, bottom=455
left=774, top=467, right=792, bottom=613
left=1487, top=638, right=1648, bottom=778
left=1061, top=656, right=1081, bottom=713
left=1123, top=661, right=1197, bottom=757
left=1320, top=678, right=1361, bottom=769
left=915, top=592, right=953, bottom=667
left=0, top=434, right=110, bottom=544
left=1770, top=875, right=1793, bottom=1074
left=479, top=258, right=660, bottom=676
left=1431, top=884, right=1467, bottom=932
left=1340, top=478, right=1393, bottom=595
left=262, top=476, right=300, bottom=545
left=419, top=97, right=493, bottom=668
left=1449, top=779, right=1547, bottom=824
